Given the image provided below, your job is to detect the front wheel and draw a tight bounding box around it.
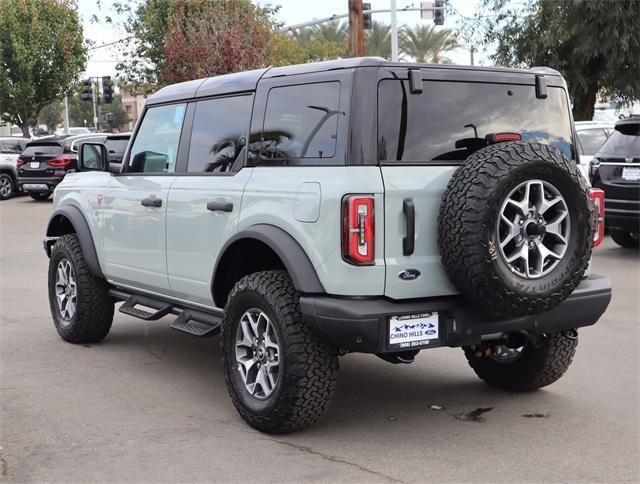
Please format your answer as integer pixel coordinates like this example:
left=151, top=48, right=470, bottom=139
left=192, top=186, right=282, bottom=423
left=463, top=331, right=578, bottom=392
left=48, top=234, right=114, bottom=343
left=221, top=270, right=338, bottom=434
left=609, top=229, right=639, bottom=249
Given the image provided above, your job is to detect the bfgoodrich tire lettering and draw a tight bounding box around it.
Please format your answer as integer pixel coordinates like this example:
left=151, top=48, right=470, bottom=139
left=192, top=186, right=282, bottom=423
left=221, top=270, right=338, bottom=434
left=438, top=142, right=594, bottom=317
left=48, top=234, right=114, bottom=343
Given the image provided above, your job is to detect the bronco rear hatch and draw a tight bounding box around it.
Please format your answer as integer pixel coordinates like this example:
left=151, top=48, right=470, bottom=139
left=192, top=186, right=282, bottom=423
left=377, top=68, right=576, bottom=299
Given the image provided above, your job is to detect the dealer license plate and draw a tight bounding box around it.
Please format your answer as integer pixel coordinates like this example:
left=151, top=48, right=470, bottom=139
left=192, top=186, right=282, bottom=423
left=622, top=167, right=640, bottom=181
left=30, top=162, right=40, bottom=169
left=388, top=312, right=440, bottom=350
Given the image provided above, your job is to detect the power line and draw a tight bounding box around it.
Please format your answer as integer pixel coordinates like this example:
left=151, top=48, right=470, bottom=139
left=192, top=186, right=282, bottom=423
left=88, top=36, right=133, bottom=51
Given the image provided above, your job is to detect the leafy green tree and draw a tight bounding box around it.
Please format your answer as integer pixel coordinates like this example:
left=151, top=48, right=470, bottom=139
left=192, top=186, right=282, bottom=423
left=102, top=94, right=130, bottom=131
left=400, top=25, right=459, bottom=63
left=471, top=0, right=640, bottom=120
left=39, top=101, right=63, bottom=134
left=0, top=0, right=87, bottom=137
left=366, top=21, right=391, bottom=59
left=68, top=88, right=95, bottom=129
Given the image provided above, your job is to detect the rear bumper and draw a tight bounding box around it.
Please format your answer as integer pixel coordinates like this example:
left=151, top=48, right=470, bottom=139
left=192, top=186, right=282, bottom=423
left=605, top=200, right=640, bottom=233
left=300, top=274, right=612, bottom=354
left=17, top=177, right=61, bottom=192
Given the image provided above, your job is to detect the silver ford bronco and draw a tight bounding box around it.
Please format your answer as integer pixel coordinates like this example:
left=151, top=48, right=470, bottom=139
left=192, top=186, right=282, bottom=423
left=45, top=58, right=611, bottom=433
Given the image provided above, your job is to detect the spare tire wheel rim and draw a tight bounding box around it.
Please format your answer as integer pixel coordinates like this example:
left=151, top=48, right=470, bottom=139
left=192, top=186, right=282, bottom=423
left=497, top=179, right=570, bottom=279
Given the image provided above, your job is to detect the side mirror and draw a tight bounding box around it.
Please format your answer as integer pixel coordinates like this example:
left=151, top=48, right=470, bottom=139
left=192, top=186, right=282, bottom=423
left=79, top=142, right=109, bottom=171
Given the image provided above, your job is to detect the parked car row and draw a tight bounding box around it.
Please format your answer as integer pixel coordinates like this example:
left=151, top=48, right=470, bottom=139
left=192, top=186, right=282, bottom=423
left=0, top=132, right=130, bottom=201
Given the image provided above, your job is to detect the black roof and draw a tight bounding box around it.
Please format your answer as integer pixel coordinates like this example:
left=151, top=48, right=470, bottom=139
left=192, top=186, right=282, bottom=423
left=147, top=57, right=562, bottom=106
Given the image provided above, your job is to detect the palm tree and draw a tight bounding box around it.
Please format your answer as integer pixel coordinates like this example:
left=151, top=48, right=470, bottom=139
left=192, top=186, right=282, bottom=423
left=399, top=25, right=459, bottom=63
left=365, top=21, right=391, bottom=59
left=311, top=20, right=348, bottom=45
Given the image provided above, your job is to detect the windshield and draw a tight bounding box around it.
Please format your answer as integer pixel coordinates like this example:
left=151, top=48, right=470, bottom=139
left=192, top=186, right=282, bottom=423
left=598, top=130, right=640, bottom=157
left=378, top=80, right=575, bottom=163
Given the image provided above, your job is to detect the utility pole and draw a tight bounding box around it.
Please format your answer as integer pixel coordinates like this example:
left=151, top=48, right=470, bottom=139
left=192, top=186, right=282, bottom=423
left=348, top=0, right=365, bottom=57
left=92, top=79, right=98, bottom=131
left=391, top=0, right=398, bottom=61
left=63, top=96, right=70, bottom=135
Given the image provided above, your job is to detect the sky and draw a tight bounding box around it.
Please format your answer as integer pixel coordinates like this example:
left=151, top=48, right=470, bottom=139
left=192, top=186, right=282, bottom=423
left=77, top=0, right=488, bottom=80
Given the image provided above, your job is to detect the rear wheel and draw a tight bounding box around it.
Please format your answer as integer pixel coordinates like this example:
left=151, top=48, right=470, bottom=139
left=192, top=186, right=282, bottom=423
left=48, top=234, right=114, bottom=343
left=610, top=229, right=639, bottom=249
left=0, top=173, right=14, bottom=200
left=30, top=191, right=51, bottom=201
left=463, top=331, right=578, bottom=392
left=221, top=270, right=338, bottom=434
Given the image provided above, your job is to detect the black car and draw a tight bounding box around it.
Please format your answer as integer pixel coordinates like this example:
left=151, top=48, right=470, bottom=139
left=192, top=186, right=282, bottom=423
left=104, top=132, right=131, bottom=166
left=591, top=117, right=640, bottom=248
left=17, top=134, right=106, bottom=200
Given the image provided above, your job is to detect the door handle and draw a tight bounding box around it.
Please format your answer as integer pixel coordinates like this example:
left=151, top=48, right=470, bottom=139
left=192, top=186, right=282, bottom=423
left=206, top=201, right=233, bottom=212
left=402, top=198, right=415, bottom=256
left=141, top=196, right=162, bottom=208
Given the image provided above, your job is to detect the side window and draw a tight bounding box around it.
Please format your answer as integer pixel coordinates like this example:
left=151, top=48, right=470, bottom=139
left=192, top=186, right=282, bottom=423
left=187, top=95, right=253, bottom=173
left=258, top=82, right=341, bottom=165
left=577, top=129, right=608, bottom=156
left=128, top=103, right=186, bottom=173
left=0, top=141, right=6, bottom=154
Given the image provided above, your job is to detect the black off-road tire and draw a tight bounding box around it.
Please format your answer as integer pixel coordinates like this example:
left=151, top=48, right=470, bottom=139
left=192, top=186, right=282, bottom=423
left=0, top=173, right=15, bottom=200
left=609, top=229, right=639, bottom=249
left=48, top=234, right=114, bottom=343
left=30, top=191, right=51, bottom=201
left=463, top=331, right=579, bottom=392
left=221, top=270, right=338, bottom=434
left=438, top=142, right=594, bottom=317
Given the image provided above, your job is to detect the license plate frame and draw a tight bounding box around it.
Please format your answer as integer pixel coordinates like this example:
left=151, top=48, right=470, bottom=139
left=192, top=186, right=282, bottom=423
left=622, top=166, right=640, bottom=181
left=388, top=312, right=441, bottom=351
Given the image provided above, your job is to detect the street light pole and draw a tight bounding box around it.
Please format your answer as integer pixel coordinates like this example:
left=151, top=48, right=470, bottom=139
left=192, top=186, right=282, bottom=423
left=390, top=0, right=398, bottom=61
left=63, top=96, right=70, bottom=135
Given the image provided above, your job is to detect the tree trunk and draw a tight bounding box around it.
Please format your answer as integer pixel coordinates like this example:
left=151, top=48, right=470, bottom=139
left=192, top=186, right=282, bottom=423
left=21, top=124, right=30, bottom=138
left=573, top=87, right=597, bottom=121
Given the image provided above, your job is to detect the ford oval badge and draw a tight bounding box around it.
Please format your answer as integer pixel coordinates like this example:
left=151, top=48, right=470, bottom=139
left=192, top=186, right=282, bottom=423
left=398, top=269, right=421, bottom=281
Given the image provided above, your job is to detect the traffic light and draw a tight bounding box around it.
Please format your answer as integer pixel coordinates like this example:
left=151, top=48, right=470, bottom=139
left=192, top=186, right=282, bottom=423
left=80, top=79, right=93, bottom=102
left=363, top=3, right=372, bottom=30
left=434, top=0, right=444, bottom=25
left=102, top=76, right=113, bottom=104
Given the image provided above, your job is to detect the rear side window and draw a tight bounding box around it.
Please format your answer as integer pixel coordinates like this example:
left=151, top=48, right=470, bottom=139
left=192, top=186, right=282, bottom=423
left=258, top=82, right=341, bottom=165
left=599, top=130, right=640, bottom=157
left=378, top=80, right=575, bottom=163
left=128, top=103, right=186, bottom=173
left=577, top=129, right=608, bottom=155
left=0, top=140, right=25, bottom=154
left=187, top=95, right=253, bottom=173
left=22, top=144, right=62, bottom=157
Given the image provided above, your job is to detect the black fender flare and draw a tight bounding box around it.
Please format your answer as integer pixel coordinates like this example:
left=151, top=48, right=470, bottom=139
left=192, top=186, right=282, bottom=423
left=45, top=205, right=104, bottom=279
left=212, top=224, right=325, bottom=305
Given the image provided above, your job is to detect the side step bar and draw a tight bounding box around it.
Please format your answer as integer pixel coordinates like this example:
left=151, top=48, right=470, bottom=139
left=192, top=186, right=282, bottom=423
left=109, top=289, right=222, bottom=337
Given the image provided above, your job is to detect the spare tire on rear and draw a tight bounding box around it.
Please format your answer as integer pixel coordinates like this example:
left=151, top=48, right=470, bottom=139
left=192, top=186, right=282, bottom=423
left=438, top=142, right=594, bottom=318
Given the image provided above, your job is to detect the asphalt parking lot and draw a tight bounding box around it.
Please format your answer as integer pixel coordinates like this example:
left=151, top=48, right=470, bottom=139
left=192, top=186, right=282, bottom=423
left=1, top=195, right=638, bottom=483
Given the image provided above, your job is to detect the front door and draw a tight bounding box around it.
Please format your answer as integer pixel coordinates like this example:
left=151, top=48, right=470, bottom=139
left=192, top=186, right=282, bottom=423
left=166, top=94, right=254, bottom=308
left=102, top=102, right=187, bottom=294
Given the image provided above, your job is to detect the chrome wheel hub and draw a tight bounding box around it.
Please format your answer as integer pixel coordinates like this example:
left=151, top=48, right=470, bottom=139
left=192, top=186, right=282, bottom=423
left=235, top=308, right=280, bottom=400
left=55, top=259, right=77, bottom=322
left=497, top=179, right=570, bottom=279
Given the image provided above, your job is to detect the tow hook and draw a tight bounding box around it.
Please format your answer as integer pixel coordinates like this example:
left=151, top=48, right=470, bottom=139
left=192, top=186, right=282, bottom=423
left=564, top=329, right=579, bottom=340
left=376, top=350, right=419, bottom=364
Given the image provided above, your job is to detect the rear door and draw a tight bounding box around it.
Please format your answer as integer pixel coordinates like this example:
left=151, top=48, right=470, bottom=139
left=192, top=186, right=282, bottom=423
left=102, top=102, right=186, bottom=294
left=166, top=94, right=254, bottom=308
left=18, top=142, right=64, bottom=178
left=593, top=127, right=640, bottom=218
left=378, top=70, right=576, bottom=299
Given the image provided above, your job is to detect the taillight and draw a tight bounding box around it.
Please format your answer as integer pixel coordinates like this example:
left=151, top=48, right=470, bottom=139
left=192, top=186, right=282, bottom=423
left=589, top=188, right=605, bottom=247
left=342, top=195, right=375, bottom=265
left=17, top=158, right=26, bottom=168
left=45, top=156, right=72, bottom=168
left=589, top=158, right=601, bottom=180
left=486, top=132, right=522, bottom=143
